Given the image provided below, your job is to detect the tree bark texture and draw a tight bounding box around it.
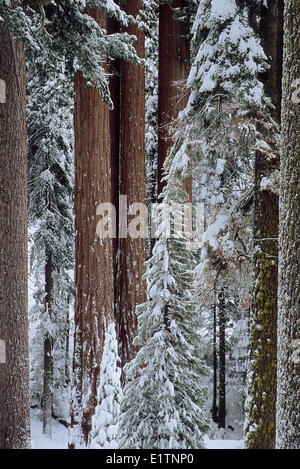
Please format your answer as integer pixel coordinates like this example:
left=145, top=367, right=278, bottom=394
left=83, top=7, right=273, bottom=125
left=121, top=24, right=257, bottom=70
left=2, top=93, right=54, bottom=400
left=69, top=8, right=115, bottom=447
left=158, top=0, right=191, bottom=199
left=117, top=0, right=147, bottom=370
left=0, top=23, right=31, bottom=449
left=212, top=302, right=218, bottom=424
left=107, top=16, right=120, bottom=318
left=276, top=0, right=300, bottom=449
left=218, top=289, right=226, bottom=429
left=245, top=1, right=283, bottom=449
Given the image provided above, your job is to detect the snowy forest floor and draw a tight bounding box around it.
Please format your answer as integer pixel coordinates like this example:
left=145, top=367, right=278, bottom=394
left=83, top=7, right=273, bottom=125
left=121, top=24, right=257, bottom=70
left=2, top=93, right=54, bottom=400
left=30, top=410, right=244, bottom=450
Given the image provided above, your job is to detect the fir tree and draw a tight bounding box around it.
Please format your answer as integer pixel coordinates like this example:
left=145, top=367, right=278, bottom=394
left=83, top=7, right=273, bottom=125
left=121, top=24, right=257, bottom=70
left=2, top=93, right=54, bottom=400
left=168, top=0, right=278, bottom=436
left=0, top=0, right=142, bottom=106
left=27, top=49, right=74, bottom=435
left=143, top=0, right=159, bottom=255
left=90, top=323, right=122, bottom=449
left=119, top=149, right=210, bottom=449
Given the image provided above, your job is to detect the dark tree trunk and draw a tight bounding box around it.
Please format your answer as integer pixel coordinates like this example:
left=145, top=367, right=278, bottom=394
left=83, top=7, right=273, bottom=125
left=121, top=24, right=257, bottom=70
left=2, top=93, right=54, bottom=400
left=0, top=22, right=31, bottom=449
left=158, top=0, right=191, bottom=199
left=69, top=7, right=115, bottom=448
left=276, top=0, right=300, bottom=449
left=117, top=0, right=147, bottom=370
left=212, top=302, right=218, bottom=424
left=42, top=250, right=53, bottom=437
left=245, top=1, right=283, bottom=449
left=218, top=289, right=226, bottom=429
left=107, top=16, right=120, bottom=321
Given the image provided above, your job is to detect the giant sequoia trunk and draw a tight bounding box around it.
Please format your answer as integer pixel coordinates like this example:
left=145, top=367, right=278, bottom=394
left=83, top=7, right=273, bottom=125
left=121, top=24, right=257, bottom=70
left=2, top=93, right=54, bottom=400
left=0, top=23, right=31, bottom=449
left=69, top=8, right=115, bottom=448
left=276, top=0, right=300, bottom=449
left=117, top=0, right=147, bottom=370
left=158, top=0, right=191, bottom=199
left=107, top=16, right=120, bottom=313
left=245, top=1, right=283, bottom=449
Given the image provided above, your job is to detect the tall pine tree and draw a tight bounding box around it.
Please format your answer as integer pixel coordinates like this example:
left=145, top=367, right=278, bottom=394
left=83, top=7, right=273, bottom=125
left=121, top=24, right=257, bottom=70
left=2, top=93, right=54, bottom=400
left=245, top=0, right=283, bottom=449
left=276, top=0, right=300, bottom=449
left=0, top=18, right=31, bottom=449
left=27, top=51, right=74, bottom=436
left=119, top=182, right=210, bottom=448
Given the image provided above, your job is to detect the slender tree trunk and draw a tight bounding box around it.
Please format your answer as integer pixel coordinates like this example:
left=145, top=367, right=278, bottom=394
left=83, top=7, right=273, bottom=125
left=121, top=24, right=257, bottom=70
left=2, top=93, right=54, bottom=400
left=218, top=289, right=226, bottom=429
left=158, top=0, right=191, bottom=199
left=69, top=7, right=115, bottom=448
left=245, top=1, right=283, bottom=449
left=65, top=294, right=70, bottom=386
left=276, top=0, right=300, bottom=449
left=212, top=302, right=218, bottom=424
left=42, top=250, right=53, bottom=437
left=117, top=0, right=147, bottom=370
left=0, top=23, right=31, bottom=449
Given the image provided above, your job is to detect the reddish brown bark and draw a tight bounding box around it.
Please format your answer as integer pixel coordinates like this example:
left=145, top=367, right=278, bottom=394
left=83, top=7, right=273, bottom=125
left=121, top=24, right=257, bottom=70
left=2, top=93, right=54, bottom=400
left=0, top=23, right=31, bottom=449
left=69, top=8, right=115, bottom=448
left=117, top=0, right=147, bottom=370
left=158, top=0, right=191, bottom=199
left=107, top=16, right=121, bottom=311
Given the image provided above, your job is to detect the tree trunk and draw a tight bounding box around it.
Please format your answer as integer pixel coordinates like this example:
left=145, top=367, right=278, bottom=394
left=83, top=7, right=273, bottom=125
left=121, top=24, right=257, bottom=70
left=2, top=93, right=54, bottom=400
left=107, top=16, right=120, bottom=320
left=69, top=8, right=115, bottom=448
left=212, top=302, right=218, bottom=424
left=117, top=0, right=147, bottom=370
left=0, top=23, right=31, bottom=449
left=218, top=289, right=226, bottom=429
left=276, top=0, right=300, bottom=449
left=42, top=250, right=53, bottom=437
left=245, top=1, right=283, bottom=449
left=158, top=0, right=191, bottom=199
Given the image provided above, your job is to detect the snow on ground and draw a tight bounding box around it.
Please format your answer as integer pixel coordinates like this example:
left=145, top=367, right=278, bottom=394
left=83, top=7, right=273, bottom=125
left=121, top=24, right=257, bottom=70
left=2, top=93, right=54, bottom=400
left=31, top=410, right=68, bottom=449
left=204, top=436, right=244, bottom=449
left=31, top=412, right=244, bottom=450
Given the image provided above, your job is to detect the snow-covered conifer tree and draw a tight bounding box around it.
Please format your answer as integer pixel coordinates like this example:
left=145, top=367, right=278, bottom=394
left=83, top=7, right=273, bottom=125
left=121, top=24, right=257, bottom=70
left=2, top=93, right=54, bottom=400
left=143, top=0, right=159, bottom=254
left=90, top=323, right=122, bottom=449
left=178, top=0, right=271, bottom=313
left=0, top=1, right=142, bottom=107
left=119, top=140, right=210, bottom=448
left=27, top=49, right=74, bottom=435
left=167, top=0, right=279, bottom=437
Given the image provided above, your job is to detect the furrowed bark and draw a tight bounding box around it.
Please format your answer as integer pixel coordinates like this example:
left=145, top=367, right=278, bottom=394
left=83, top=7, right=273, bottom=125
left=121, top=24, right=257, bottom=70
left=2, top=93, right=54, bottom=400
left=0, top=22, right=31, bottom=449
left=276, top=0, right=300, bottom=449
left=117, top=0, right=147, bottom=371
left=158, top=0, right=191, bottom=199
left=69, top=8, right=115, bottom=448
left=245, top=0, right=283, bottom=449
